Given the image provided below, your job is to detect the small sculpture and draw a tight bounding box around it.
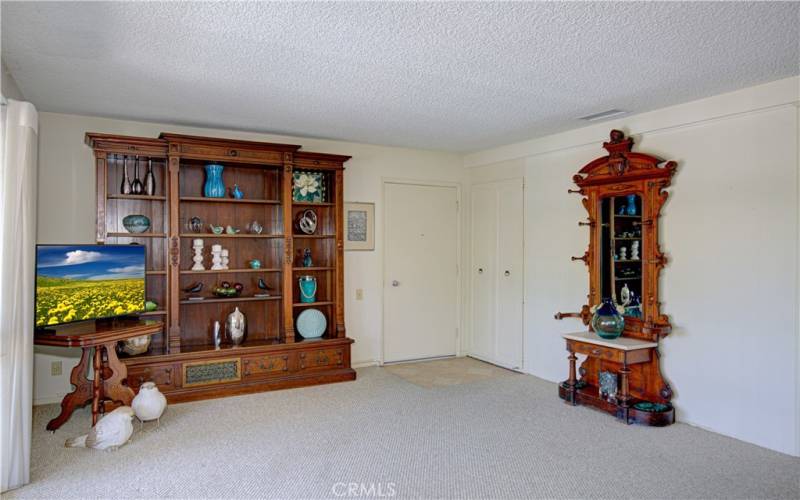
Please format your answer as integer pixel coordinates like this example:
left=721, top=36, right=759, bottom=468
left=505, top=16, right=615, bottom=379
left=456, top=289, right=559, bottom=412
left=620, top=283, right=631, bottom=306
left=617, top=202, right=626, bottom=215
left=65, top=406, right=134, bottom=451
left=188, top=216, right=204, bottom=233
left=132, top=382, right=167, bottom=428
left=225, top=225, right=240, bottom=235
left=248, top=220, right=263, bottom=235
left=631, top=241, right=640, bottom=260
left=619, top=247, right=627, bottom=260
left=302, top=248, right=313, bottom=267
left=249, top=259, right=261, bottom=269
left=210, top=244, right=223, bottom=270
left=295, top=209, right=318, bottom=235
left=256, top=278, right=272, bottom=297
left=226, top=307, right=246, bottom=346
left=626, top=194, right=638, bottom=216
left=183, top=282, right=203, bottom=294
left=120, top=156, right=132, bottom=195
left=209, top=224, right=224, bottom=235
left=231, top=184, right=244, bottom=199
left=131, top=156, right=144, bottom=195
left=221, top=248, right=229, bottom=270
left=213, top=321, right=221, bottom=348
left=192, top=239, right=205, bottom=271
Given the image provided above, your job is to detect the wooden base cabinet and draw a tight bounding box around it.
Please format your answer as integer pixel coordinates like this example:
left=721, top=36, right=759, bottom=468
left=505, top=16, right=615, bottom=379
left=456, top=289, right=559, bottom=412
left=87, top=132, right=355, bottom=404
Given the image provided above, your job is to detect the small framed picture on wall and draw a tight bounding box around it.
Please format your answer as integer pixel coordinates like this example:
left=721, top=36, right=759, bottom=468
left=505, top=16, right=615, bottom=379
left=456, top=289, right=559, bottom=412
left=344, top=202, right=375, bottom=251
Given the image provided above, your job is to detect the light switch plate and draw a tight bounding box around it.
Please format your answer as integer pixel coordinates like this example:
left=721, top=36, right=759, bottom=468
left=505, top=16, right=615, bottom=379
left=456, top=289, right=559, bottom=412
left=51, top=361, right=62, bottom=376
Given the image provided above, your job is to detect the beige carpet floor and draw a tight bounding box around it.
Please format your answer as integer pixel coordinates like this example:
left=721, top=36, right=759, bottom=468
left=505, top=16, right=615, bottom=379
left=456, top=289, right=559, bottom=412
left=383, top=357, right=517, bottom=388
left=7, top=365, right=799, bottom=499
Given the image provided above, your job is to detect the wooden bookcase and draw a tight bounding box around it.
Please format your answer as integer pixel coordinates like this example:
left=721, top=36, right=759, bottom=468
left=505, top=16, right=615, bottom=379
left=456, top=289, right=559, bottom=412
left=86, top=132, right=355, bottom=403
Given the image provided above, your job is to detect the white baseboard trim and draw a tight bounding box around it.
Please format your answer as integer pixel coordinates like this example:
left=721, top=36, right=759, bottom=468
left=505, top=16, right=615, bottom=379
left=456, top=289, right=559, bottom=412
left=34, top=397, right=64, bottom=406
left=352, top=360, right=380, bottom=368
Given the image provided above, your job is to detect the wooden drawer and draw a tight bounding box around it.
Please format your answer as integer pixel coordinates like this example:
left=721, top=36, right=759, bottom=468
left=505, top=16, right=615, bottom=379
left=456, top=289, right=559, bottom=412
left=298, top=348, right=345, bottom=371
left=177, top=143, right=283, bottom=164
left=243, top=353, right=290, bottom=378
left=127, top=363, right=177, bottom=391
left=569, top=340, right=624, bottom=364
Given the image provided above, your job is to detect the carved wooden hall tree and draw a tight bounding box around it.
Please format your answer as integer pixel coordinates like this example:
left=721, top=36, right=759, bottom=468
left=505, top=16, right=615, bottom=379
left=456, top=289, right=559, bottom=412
left=555, top=130, right=677, bottom=426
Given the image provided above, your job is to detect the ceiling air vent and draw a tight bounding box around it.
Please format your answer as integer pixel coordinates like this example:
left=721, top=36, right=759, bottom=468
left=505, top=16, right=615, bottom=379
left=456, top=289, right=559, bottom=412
left=579, top=109, right=628, bottom=122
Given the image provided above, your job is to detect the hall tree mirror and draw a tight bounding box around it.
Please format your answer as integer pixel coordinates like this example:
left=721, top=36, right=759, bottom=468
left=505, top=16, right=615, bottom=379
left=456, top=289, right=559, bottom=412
left=599, top=194, right=644, bottom=319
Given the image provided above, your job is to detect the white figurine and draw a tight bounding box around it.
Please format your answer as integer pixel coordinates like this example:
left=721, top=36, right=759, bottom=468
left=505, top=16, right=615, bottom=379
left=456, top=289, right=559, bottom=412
left=65, top=406, right=134, bottom=452
left=221, top=248, right=229, bottom=270
left=620, top=283, right=631, bottom=306
left=132, top=382, right=168, bottom=427
left=631, top=241, right=640, bottom=260
left=210, top=244, right=223, bottom=270
left=619, top=247, right=627, bottom=261
left=191, top=239, right=205, bottom=271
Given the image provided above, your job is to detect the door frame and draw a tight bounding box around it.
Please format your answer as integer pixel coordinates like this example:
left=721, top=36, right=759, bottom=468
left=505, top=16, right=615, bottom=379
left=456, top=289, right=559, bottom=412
left=380, top=178, right=463, bottom=365
left=468, top=177, right=525, bottom=372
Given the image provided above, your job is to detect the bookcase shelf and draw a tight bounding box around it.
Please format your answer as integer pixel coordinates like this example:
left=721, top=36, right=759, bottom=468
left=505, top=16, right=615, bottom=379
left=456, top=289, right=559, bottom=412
left=89, top=131, right=354, bottom=404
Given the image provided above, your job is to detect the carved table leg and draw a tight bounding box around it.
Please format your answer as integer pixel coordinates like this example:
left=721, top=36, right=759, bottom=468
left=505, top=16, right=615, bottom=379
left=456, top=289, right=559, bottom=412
left=566, top=350, right=577, bottom=405
left=101, top=342, right=135, bottom=408
left=47, top=347, right=92, bottom=431
left=618, top=363, right=632, bottom=424
left=92, top=347, right=103, bottom=426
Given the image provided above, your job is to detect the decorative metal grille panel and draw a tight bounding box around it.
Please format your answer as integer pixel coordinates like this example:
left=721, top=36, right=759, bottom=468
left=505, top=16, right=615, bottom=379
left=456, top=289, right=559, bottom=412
left=183, top=358, right=241, bottom=387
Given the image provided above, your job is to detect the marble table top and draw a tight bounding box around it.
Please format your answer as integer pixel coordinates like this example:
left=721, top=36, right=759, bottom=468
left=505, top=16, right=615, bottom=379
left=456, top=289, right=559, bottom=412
left=562, top=331, right=658, bottom=351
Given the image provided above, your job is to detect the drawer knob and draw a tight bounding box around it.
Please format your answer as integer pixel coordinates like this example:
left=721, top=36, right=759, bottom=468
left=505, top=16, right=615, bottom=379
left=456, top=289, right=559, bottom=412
left=229, top=149, right=238, bottom=157
left=591, top=348, right=602, bottom=355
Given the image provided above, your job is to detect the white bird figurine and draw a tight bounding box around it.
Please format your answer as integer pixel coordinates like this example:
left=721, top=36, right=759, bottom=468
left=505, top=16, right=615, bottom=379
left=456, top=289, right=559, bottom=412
left=65, top=406, right=134, bottom=451
left=132, top=381, right=167, bottom=427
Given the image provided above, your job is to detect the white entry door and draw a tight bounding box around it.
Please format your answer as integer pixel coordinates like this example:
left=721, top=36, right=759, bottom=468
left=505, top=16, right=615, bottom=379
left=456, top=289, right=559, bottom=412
left=384, top=182, right=459, bottom=363
left=470, top=179, right=523, bottom=370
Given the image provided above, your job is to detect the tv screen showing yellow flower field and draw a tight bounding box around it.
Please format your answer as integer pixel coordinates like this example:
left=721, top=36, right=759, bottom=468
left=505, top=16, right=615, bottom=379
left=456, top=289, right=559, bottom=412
left=36, top=245, right=146, bottom=327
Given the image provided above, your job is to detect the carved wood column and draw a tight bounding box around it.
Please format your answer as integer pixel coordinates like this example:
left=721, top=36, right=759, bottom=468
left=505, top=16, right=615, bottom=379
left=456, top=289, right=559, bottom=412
left=95, top=151, right=108, bottom=243
left=334, top=168, right=346, bottom=338
left=282, top=153, right=296, bottom=342
left=167, top=150, right=181, bottom=353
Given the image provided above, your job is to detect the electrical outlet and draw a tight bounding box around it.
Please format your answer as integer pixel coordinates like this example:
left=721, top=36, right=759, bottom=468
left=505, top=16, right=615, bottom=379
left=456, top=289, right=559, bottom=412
left=51, top=361, right=62, bottom=377
left=355, top=289, right=364, bottom=301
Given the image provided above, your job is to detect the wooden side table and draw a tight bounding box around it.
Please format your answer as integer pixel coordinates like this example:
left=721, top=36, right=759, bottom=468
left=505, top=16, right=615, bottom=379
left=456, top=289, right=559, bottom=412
left=34, top=318, right=164, bottom=431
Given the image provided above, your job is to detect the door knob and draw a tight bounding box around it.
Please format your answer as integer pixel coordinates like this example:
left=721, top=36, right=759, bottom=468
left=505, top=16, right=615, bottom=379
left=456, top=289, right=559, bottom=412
left=504, top=270, right=510, bottom=276
left=478, top=268, right=484, bottom=274
left=391, top=280, right=400, bottom=287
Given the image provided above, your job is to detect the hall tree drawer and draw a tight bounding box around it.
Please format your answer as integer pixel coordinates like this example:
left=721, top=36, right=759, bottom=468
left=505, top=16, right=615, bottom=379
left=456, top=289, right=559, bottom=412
left=297, top=348, right=344, bottom=371
left=568, top=341, right=624, bottom=363
left=175, top=143, right=283, bottom=164
left=242, top=353, right=290, bottom=378
left=127, top=363, right=177, bottom=391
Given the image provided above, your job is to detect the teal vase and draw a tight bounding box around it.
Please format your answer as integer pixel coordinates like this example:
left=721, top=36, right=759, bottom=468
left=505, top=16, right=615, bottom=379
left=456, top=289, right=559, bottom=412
left=592, top=298, right=625, bottom=339
left=203, top=164, right=225, bottom=198
left=298, top=276, right=317, bottom=303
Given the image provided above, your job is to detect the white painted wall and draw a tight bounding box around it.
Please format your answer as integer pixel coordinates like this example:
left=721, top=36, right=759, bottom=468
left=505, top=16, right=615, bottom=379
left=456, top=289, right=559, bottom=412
left=34, top=112, right=465, bottom=404
left=465, top=76, right=800, bottom=456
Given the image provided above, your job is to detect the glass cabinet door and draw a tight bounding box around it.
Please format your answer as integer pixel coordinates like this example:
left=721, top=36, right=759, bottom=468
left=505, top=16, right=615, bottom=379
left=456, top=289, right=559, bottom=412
left=599, top=194, right=643, bottom=319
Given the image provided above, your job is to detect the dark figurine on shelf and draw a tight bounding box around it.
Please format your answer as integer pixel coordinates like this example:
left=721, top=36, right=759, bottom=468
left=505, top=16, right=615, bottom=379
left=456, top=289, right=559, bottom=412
left=183, top=282, right=204, bottom=294
left=303, top=248, right=313, bottom=267
left=131, top=156, right=144, bottom=195
left=120, top=155, right=132, bottom=195
left=230, top=184, right=244, bottom=199
left=254, top=278, right=273, bottom=297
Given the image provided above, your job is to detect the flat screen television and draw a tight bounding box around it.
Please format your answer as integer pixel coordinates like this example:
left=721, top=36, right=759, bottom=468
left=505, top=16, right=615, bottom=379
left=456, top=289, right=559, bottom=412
left=35, top=244, right=146, bottom=327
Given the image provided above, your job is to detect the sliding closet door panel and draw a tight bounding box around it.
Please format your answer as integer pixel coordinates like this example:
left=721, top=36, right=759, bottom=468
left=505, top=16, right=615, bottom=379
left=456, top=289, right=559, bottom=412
left=495, top=180, right=524, bottom=369
left=470, top=183, right=497, bottom=360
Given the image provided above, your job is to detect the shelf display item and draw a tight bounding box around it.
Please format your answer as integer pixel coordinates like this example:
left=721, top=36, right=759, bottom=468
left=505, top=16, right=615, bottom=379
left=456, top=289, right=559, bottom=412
left=295, top=209, right=318, bottom=235
left=626, top=194, right=637, bottom=215
left=591, top=298, right=625, bottom=340
left=213, top=321, right=221, bottom=349
left=249, top=259, right=261, bottom=269
left=292, top=171, right=325, bottom=202
left=120, top=156, right=132, bottom=195
left=188, top=216, right=204, bottom=233
left=620, top=284, right=631, bottom=306
left=203, top=163, right=225, bottom=198
left=225, top=225, right=240, bottom=235
left=231, top=184, right=244, bottom=199
left=192, top=239, right=205, bottom=271
left=122, top=214, right=151, bottom=233
left=598, top=371, right=618, bottom=401
left=298, top=275, right=317, bottom=303
left=296, top=308, right=327, bottom=339
left=631, top=241, right=640, bottom=260
left=144, top=159, right=156, bottom=196
left=303, top=248, right=313, bottom=267
left=255, top=278, right=271, bottom=297
left=226, top=307, right=246, bottom=346
left=209, top=224, right=224, bottom=235
left=247, top=220, right=263, bottom=234
left=210, top=244, right=223, bottom=270
left=131, top=157, right=144, bottom=195
left=131, top=382, right=167, bottom=426
left=221, top=248, right=229, bottom=270
left=119, top=334, right=151, bottom=356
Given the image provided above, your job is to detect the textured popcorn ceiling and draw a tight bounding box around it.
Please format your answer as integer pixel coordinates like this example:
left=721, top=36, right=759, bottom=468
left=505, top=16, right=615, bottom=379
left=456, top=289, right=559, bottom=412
left=2, top=2, right=798, bottom=152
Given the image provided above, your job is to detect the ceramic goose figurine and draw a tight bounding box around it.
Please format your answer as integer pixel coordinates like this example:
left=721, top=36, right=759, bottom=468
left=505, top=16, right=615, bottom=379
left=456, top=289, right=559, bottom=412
left=132, top=382, right=167, bottom=427
left=65, top=406, right=134, bottom=451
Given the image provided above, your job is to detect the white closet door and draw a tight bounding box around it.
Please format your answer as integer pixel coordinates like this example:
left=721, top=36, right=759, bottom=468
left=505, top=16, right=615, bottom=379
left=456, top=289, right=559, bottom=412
left=470, top=179, right=523, bottom=370
left=470, top=183, right=497, bottom=361
left=495, top=180, right=524, bottom=369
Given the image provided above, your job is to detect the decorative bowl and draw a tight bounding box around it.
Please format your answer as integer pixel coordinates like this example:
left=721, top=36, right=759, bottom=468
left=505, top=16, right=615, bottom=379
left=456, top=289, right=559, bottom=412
left=119, top=334, right=151, bottom=356
left=296, top=308, right=327, bottom=339
left=122, top=214, right=151, bottom=233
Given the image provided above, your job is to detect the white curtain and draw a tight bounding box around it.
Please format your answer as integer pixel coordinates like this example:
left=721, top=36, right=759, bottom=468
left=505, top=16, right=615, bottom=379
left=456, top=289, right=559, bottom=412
left=0, top=98, right=38, bottom=492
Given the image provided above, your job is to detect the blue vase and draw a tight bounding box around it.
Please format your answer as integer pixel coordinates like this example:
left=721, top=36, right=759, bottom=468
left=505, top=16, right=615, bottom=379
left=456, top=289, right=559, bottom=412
left=302, top=249, right=313, bottom=267
left=625, top=194, right=637, bottom=216
left=592, top=298, right=625, bottom=339
left=298, top=276, right=317, bottom=303
left=203, top=164, right=225, bottom=198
